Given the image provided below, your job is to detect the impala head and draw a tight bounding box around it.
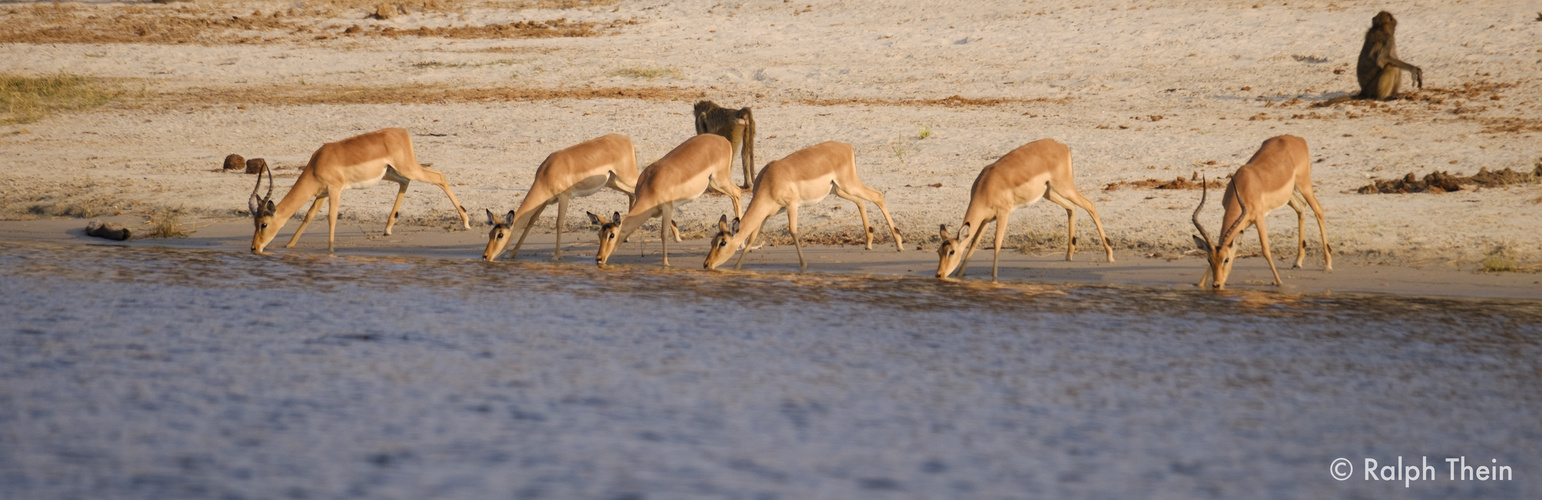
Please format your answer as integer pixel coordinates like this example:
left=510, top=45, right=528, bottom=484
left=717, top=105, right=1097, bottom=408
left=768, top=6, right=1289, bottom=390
left=935, top=223, right=971, bottom=279
left=1191, top=176, right=1248, bottom=289
left=482, top=209, right=517, bottom=261
left=248, top=164, right=277, bottom=254
left=704, top=215, right=740, bottom=270
left=589, top=211, right=622, bottom=266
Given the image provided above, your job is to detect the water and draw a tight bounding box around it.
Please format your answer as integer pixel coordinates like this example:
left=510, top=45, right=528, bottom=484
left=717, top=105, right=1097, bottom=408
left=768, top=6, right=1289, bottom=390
left=0, top=241, right=1538, bottom=499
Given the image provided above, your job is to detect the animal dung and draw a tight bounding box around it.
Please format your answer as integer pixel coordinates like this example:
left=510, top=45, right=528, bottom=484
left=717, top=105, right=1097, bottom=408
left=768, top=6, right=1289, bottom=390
left=86, top=220, right=131, bottom=241
left=223, top=154, right=245, bottom=171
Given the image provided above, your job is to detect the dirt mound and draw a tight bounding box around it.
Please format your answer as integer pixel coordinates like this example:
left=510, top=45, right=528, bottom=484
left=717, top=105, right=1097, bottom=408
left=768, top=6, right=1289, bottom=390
left=1358, top=166, right=1542, bottom=194
left=1104, top=174, right=1227, bottom=191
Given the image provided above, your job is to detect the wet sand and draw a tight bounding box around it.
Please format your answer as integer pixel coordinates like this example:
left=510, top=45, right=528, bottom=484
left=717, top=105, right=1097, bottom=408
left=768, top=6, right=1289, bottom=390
left=4, top=216, right=1537, bottom=300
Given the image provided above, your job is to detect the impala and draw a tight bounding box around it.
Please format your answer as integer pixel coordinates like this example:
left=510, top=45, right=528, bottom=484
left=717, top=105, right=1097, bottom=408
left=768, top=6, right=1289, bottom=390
left=249, top=128, right=470, bottom=254
left=936, top=139, right=1114, bottom=280
left=483, top=134, right=642, bottom=262
left=591, top=134, right=744, bottom=266
left=1192, top=134, right=1331, bottom=289
left=704, top=141, right=903, bottom=271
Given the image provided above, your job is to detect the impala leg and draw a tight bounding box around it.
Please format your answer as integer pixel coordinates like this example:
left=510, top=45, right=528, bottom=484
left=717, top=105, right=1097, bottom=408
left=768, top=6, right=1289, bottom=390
left=787, top=203, right=806, bottom=271
left=958, top=218, right=989, bottom=278
left=1051, top=186, right=1115, bottom=263
left=1043, top=189, right=1077, bottom=261
left=1254, top=218, right=1283, bottom=286
left=286, top=197, right=325, bottom=248
left=734, top=229, right=761, bottom=271
left=326, top=190, right=341, bottom=254
left=1198, top=267, right=1212, bottom=288
left=426, top=172, right=471, bottom=230
left=1288, top=195, right=1307, bottom=269
left=992, top=212, right=1011, bottom=281
left=835, top=182, right=903, bottom=252
left=554, top=195, right=569, bottom=261
left=1297, top=183, right=1332, bottom=271
left=511, top=204, right=548, bottom=258
left=659, top=203, right=674, bottom=267
left=385, top=181, right=409, bottom=236
left=833, top=188, right=875, bottom=250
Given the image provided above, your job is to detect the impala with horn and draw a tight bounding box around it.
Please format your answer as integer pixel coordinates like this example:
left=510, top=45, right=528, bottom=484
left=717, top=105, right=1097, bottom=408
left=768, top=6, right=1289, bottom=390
left=1191, top=134, right=1331, bottom=289
left=591, top=134, right=744, bottom=266
left=935, top=139, right=1115, bottom=280
left=249, top=128, right=471, bottom=254
left=704, top=141, right=902, bottom=271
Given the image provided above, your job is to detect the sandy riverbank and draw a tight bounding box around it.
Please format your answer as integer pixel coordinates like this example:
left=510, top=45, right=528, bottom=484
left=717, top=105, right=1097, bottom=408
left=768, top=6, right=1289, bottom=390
left=1, top=0, right=1539, bottom=295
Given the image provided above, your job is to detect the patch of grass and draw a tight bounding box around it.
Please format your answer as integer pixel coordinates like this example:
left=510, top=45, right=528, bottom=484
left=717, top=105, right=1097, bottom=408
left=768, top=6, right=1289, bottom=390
left=411, top=59, right=520, bottom=69
left=1, top=73, right=118, bottom=125
left=607, top=65, right=682, bottom=80
left=887, top=138, right=915, bottom=163
left=917, top=125, right=932, bottom=140
left=27, top=197, right=116, bottom=218
left=143, top=209, right=192, bottom=239
left=1478, top=246, right=1539, bottom=273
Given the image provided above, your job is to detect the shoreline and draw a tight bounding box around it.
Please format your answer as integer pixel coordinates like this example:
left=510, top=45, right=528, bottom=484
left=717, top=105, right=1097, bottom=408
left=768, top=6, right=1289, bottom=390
left=4, top=216, right=1538, bottom=301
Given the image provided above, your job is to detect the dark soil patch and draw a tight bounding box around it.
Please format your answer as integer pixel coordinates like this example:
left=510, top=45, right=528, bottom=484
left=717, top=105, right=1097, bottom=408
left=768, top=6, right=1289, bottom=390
left=1104, top=174, right=1227, bottom=191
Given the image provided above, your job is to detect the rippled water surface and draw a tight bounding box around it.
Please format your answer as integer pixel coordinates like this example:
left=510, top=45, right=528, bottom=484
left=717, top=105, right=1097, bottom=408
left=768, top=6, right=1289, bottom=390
left=1, top=241, right=1538, bottom=499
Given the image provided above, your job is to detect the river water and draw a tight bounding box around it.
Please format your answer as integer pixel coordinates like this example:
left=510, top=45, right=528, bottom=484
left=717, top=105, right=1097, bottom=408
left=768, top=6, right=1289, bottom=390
left=0, top=241, right=1537, bottom=499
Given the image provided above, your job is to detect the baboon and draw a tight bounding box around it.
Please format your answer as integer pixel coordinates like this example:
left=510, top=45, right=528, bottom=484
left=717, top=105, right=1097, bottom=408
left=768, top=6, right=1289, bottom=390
left=693, top=100, right=756, bottom=190
left=1356, top=11, right=1423, bottom=100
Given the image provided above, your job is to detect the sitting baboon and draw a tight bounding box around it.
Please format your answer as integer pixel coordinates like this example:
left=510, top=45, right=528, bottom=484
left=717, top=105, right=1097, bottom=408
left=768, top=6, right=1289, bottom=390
left=1356, top=11, right=1423, bottom=100
left=693, top=100, right=756, bottom=190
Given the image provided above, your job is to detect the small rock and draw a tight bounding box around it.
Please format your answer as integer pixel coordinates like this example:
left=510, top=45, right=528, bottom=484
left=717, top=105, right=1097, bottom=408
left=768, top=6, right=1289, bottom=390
left=223, top=153, right=245, bottom=171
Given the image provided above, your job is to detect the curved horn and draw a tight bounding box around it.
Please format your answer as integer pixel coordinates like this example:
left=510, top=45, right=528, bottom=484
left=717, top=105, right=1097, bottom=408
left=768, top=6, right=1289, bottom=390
left=1219, top=196, right=1248, bottom=246
left=263, top=163, right=273, bottom=202
left=1191, top=175, right=1214, bottom=248
left=248, top=163, right=266, bottom=215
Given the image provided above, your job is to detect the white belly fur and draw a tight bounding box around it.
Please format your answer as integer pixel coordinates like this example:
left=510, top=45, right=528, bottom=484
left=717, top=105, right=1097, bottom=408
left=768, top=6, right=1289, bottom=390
left=345, top=168, right=389, bottom=190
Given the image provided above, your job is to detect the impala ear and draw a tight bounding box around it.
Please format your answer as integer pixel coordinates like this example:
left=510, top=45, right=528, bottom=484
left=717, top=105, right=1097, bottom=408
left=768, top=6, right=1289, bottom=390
left=587, top=211, right=604, bottom=226
left=262, top=199, right=276, bottom=216
left=717, top=214, right=729, bottom=233
left=485, top=208, right=498, bottom=226
left=1192, top=235, right=1210, bottom=252
left=730, top=217, right=740, bottom=235
left=611, top=211, right=621, bottom=225
left=957, top=222, right=972, bottom=241
left=938, top=224, right=949, bottom=240
left=504, top=210, right=516, bottom=226
left=249, top=193, right=261, bottom=216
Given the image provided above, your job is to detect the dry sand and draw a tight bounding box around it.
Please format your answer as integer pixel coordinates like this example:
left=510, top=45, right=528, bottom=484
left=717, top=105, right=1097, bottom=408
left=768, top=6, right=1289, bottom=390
left=1, top=0, right=1539, bottom=297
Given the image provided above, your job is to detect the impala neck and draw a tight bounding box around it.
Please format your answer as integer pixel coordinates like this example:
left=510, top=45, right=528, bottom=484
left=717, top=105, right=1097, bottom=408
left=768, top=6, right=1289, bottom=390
left=268, top=172, right=323, bottom=232
left=728, top=197, right=782, bottom=248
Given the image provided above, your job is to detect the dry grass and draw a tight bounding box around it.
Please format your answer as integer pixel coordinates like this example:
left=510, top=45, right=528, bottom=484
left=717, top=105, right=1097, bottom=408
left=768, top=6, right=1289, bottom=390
left=607, top=66, right=683, bottom=80
left=156, top=83, right=702, bottom=107
left=1, top=73, right=118, bottom=125
left=142, top=208, right=192, bottom=239
left=0, top=1, right=620, bottom=45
